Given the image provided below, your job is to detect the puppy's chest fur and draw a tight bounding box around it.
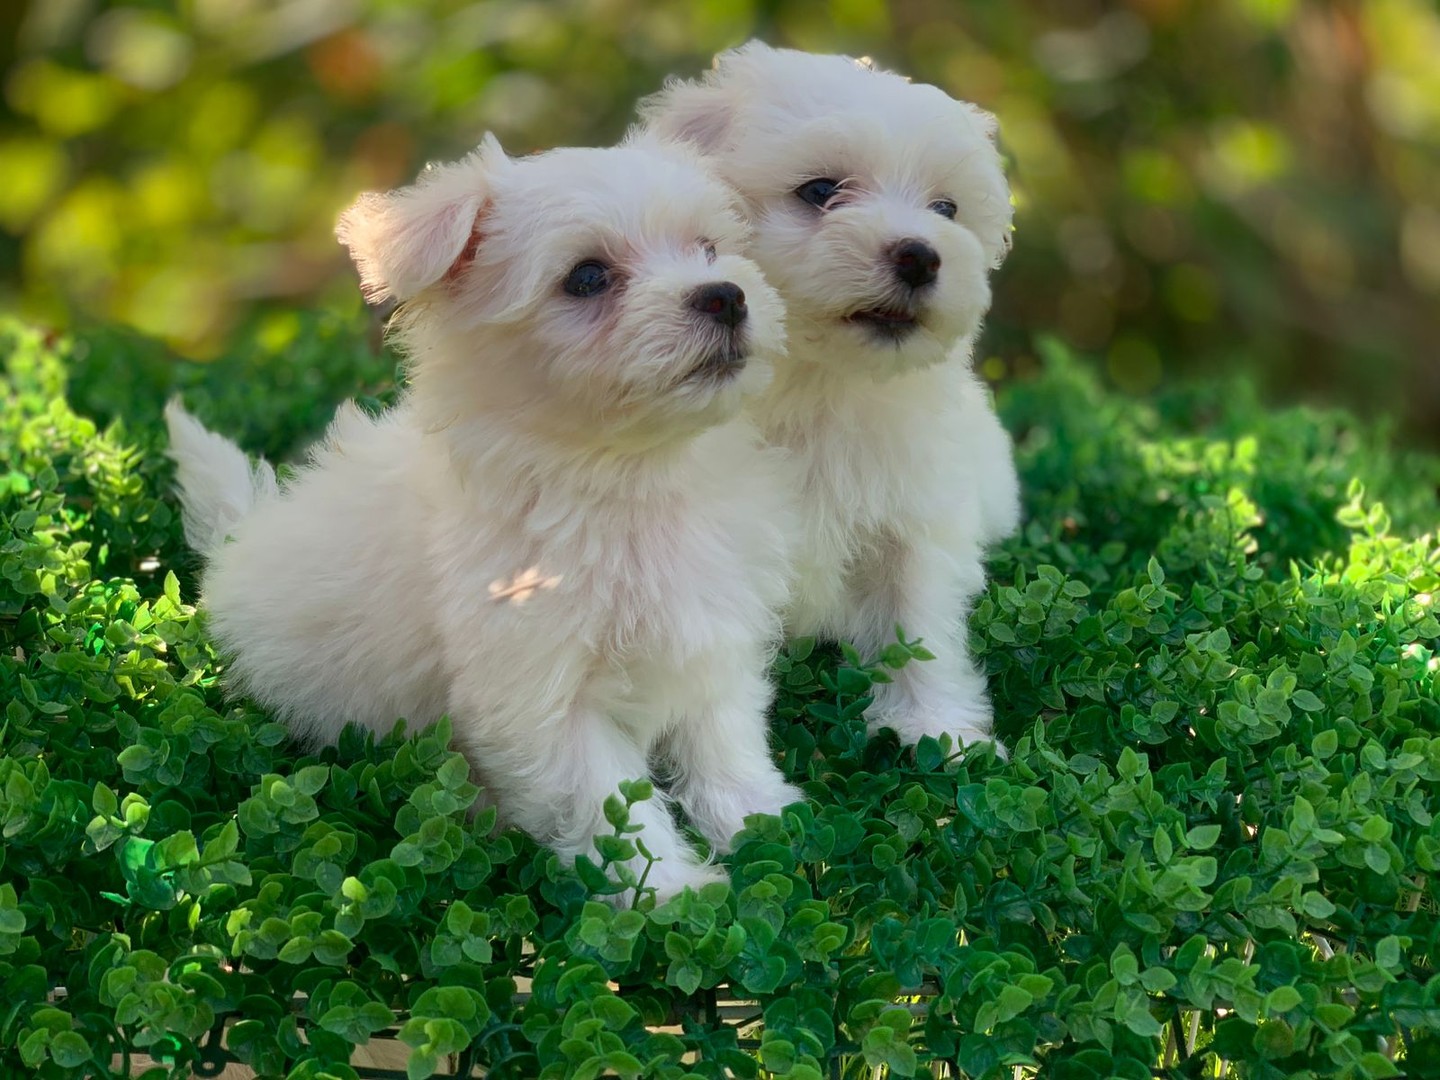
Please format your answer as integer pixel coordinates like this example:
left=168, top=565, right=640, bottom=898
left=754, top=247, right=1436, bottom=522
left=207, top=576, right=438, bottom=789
left=755, top=365, right=980, bottom=630
left=562, top=489, right=781, bottom=662
left=765, top=367, right=972, bottom=528
left=435, top=427, right=792, bottom=670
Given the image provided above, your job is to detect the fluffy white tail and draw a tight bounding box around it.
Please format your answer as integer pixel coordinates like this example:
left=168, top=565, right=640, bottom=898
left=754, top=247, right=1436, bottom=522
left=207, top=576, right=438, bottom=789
left=164, top=400, right=277, bottom=555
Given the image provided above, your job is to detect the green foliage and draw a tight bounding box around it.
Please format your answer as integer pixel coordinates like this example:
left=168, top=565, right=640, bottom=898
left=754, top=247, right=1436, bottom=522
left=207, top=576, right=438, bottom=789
left=64, top=307, right=402, bottom=465
left=2, top=315, right=1439, bottom=1078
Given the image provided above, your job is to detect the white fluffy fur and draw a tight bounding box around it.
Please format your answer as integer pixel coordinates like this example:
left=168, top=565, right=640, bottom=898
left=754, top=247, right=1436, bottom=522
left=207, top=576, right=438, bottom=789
left=641, top=42, right=1022, bottom=751
left=167, top=133, right=800, bottom=899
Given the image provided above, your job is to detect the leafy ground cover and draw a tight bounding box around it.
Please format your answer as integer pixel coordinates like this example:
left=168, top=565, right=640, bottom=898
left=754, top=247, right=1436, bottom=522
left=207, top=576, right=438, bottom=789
left=2, top=315, right=1438, bottom=1078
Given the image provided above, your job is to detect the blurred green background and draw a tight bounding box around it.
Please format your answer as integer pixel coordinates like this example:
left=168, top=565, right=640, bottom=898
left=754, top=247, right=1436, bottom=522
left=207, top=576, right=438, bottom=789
left=1, top=0, right=1437, bottom=446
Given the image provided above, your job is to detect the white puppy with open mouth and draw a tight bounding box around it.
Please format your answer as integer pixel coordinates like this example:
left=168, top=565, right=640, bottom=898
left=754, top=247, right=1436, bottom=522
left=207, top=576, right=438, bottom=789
left=642, top=42, right=1021, bottom=753
left=166, top=133, right=800, bottom=899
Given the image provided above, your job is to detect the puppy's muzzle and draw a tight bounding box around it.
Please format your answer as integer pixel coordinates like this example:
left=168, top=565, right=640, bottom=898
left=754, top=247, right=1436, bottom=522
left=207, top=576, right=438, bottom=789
left=890, top=239, right=941, bottom=290
left=689, top=282, right=748, bottom=329
left=684, top=281, right=750, bottom=381
left=843, top=241, right=940, bottom=341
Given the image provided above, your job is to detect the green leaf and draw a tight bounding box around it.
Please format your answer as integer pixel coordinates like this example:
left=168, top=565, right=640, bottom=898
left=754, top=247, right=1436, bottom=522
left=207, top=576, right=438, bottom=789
left=1253, top=1019, right=1295, bottom=1059
left=1122, top=1000, right=1163, bottom=1038
left=1185, top=824, right=1222, bottom=850
left=668, top=958, right=702, bottom=996
left=406, top=1046, right=439, bottom=1080
left=1300, top=892, right=1336, bottom=919
left=862, top=1027, right=917, bottom=1077
left=1266, top=985, right=1302, bottom=1013
left=294, top=764, right=329, bottom=796
left=602, top=794, right=629, bottom=829
left=436, top=753, right=470, bottom=791
left=48, top=1030, right=90, bottom=1069
left=1375, top=936, right=1402, bottom=971
left=993, top=984, right=1033, bottom=1024
left=93, top=781, right=118, bottom=819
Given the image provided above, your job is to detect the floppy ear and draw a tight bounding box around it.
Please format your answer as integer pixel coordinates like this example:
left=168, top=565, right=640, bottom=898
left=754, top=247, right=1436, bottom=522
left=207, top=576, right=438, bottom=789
left=336, top=135, right=505, bottom=303
left=959, top=105, right=1013, bottom=268
left=962, top=103, right=1000, bottom=144
left=639, top=76, right=737, bottom=153
left=640, top=40, right=773, bottom=154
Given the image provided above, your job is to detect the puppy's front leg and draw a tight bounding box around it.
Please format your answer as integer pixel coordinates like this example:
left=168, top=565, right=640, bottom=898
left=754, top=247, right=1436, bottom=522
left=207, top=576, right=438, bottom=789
left=453, top=705, right=722, bottom=901
left=844, top=530, right=1004, bottom=756
left=665, top=663, right=802, bottom=852
left=955, top=370, right=1022, bottom=548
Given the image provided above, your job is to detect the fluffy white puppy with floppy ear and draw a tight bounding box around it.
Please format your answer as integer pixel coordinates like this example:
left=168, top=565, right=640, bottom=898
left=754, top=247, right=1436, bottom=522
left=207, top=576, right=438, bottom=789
left=641, top=43, right=1021, bottom=752
left=165, top=132, right=800, bottom=899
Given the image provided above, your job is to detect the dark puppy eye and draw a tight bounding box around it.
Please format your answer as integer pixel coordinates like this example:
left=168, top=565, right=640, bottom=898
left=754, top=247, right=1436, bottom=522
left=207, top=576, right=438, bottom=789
left=563, top=260, right=610, bottom=298
left=930, top=199, right=958, bottom=220
left=795, top=178, right=840, bottom=209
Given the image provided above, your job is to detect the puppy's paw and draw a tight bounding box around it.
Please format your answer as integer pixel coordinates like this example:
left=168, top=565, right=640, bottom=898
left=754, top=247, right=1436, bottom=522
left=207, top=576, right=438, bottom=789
left=869, top=698, right=1004, bottom=759
left=590, top=851, right=727, bottom=908
left=684, top=777, right=805, bottom=854
left=640, top=859, right=730, bottom=905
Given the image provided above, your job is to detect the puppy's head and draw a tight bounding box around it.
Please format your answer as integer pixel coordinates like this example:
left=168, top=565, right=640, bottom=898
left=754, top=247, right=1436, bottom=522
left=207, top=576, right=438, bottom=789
left=337, top=133, right=784, bottom=446
left=640, top=42, right=1012, bottom=379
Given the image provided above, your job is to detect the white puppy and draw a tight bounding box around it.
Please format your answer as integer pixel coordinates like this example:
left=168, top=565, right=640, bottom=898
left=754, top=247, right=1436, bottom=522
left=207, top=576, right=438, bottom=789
left=641, top=43, right=1021, bottom=752
left=165, top=133, right=800, bottom=899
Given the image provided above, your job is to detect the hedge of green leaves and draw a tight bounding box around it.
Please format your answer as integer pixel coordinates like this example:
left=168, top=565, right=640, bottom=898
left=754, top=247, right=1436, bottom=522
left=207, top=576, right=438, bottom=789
left=3, top=315, right=1439, bottom=1079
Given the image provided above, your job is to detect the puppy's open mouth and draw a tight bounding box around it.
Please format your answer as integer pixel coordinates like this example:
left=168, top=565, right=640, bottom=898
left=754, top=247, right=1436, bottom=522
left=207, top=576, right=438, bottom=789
left=685, top=345, right=748, bottom=382
left=846, top=307, right=920, bottom=339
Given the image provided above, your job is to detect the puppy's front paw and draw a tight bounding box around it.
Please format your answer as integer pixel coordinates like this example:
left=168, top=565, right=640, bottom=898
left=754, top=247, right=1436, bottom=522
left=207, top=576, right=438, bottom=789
left=638, top=859, right=730, bottom=905
left=590, top=849, right=729, bottom=907
left=684, top=777, right=804, bottom=854
left=869, top=698, right=1004, bottom=759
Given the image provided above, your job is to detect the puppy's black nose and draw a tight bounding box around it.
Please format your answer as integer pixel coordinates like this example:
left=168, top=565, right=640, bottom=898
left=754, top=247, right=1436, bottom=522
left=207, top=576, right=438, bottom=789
left=891, top=239, right=941, bottom=289
left=689, top=282, right=747, bottom=328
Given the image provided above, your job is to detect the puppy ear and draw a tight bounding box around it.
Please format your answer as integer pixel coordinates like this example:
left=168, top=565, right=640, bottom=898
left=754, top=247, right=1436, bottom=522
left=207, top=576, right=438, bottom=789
left=337, top=135, right=506, bottom=303
left=640, top=76, right=736, bottom=153
left=958, top=105, right=1013, bottom=267
left=963, top=103, right=1000, bottom=144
